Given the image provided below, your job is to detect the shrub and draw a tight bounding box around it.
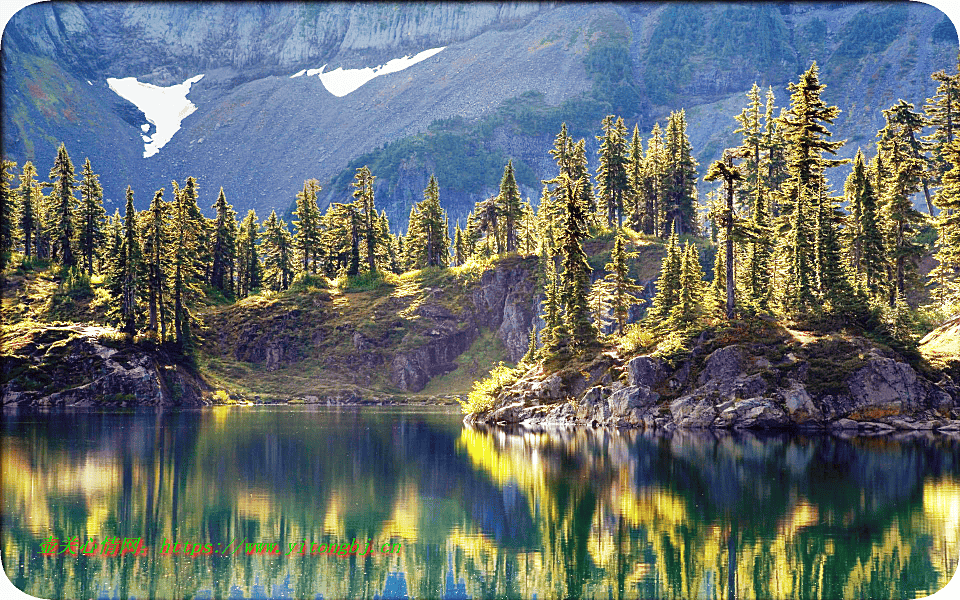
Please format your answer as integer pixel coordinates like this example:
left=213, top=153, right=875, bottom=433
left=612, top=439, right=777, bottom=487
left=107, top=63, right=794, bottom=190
left=459, top=362, right=520, bottom=415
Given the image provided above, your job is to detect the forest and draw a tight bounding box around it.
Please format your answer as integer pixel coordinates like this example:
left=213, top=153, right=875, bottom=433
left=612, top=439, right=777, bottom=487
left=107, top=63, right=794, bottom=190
left=3, top=59, right=960, bottom=405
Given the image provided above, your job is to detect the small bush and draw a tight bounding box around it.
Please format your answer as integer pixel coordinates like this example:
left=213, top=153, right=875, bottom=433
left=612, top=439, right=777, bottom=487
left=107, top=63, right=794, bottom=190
left=212, top=389, right=231, bottom=403
left=459, top=362, right=520, bottom=415
left=618, top=323, right=656, bottom=355
left=289, top=272, right=328, bottom=293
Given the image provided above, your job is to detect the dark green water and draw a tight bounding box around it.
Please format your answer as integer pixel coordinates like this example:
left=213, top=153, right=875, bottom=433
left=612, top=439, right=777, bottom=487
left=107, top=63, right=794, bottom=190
left=2, top=406, right=959, bottom=599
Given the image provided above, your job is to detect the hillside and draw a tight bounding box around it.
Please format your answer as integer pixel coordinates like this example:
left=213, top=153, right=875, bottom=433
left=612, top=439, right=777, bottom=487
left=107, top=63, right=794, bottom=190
left=2, top=2, right=957, bottom=230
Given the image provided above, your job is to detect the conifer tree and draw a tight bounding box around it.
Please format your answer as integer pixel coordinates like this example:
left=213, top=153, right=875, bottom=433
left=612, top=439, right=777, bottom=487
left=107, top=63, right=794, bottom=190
left=0, top=160, right=14, bottom=270
left=351, top=166, right=379, bottom=274
left=596, top=115, right=629, bottom=228
left=603, top=234, right=644, bottom=334
left=108, top=187, right=141, bottom=334
left=555, top=174, right=596, bottom=351
left=663, top=110, right=698, bottom=235
left=210, top=188, right=237, bottom=295
left=814, top=180, right=857, bottom=314
left=407, top=174, right=449, bottom=267
left=843, top=150, right=885, bottom=298
left=778, top=62, right=845, bottom=317
left=237, top=210, right=261, bottom=296
left=540, top=245, right=561, bottom=355
left=877, top=101, right=927, bottom=305
left=648, top=224, right=682, bottom=324
left=704, top=154, right=743, bottom=320
left=170, top=178, right=205, bottom=348
left=639, top=123, right=668, bottom=236
left=670, top=241, right=705, bottom=329
left=625, top=125, right=645, bottom=230
left=262, top=210, right=294, bottom=291
left=76, top=158, right=105, bottom=276
left=762, top=88, right=789, bottom=215
left=742, top=184, right=772, bottom=310
left=497, top=161, right=523, bottom=252
left=16, top=162, right=37, bottom=261
left=589, top=279, right=615, bottom=334
left=453, top=220, right=465, bottom=266
left=925, top=56, right=960, bottom=185
left=293, top=179, right=323, bottom=273
left=141, top=189, right=169, bottom=339
left=48, top=143, right=77, bottom=267
left=932, top=139, right=960, bottom=307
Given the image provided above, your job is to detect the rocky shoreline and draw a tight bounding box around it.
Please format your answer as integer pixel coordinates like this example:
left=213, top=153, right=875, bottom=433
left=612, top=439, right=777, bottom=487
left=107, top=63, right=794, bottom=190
left=2, top=325, right=210, bottom=407
left=466, top=339, right=960, bottom=435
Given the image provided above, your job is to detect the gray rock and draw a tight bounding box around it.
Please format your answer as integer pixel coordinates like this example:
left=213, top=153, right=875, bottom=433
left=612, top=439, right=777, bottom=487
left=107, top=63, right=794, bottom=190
left=670, top=395, right=718, bottom=428
left=607, top=385, right=659, bottom=418
left=625, top=356, right=666, bottom=389
left=782, top=382, right=823, bottom=424
left=846, top=357, right=927, bottom=415
left=698, top=345, right=748, bottom=386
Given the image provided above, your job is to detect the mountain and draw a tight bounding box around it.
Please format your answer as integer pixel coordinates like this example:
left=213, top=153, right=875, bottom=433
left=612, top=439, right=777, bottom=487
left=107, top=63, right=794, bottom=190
left=2, top=2, right=958, bottom=230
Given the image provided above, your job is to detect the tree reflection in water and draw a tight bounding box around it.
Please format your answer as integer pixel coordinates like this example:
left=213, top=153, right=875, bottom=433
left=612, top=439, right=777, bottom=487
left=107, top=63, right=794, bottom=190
left=2, top=407, right=958, bottom=599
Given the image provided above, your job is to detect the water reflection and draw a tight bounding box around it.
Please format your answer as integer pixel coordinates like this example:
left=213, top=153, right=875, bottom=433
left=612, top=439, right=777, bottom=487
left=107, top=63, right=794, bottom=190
left=2, top=407, right=958, bottom=599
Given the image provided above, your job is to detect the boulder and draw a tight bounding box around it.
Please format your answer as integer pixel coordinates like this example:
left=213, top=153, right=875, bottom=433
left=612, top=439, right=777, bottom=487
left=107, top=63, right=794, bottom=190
left=698, top=345, right=748, bottom=386
left=625, top=356, right=666, bottom=389
left=607, top=385, right=659, bottom=418
left=845, top=356, right=929, bottom=417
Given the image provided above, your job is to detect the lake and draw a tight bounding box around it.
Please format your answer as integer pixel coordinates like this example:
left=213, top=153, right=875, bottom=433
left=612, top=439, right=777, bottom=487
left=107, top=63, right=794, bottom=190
left=2, top=406, right=959, bottom=599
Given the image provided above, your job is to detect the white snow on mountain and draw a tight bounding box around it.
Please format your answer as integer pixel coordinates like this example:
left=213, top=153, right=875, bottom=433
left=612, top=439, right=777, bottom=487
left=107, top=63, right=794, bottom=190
left=106, top=74, right=205, bottom=158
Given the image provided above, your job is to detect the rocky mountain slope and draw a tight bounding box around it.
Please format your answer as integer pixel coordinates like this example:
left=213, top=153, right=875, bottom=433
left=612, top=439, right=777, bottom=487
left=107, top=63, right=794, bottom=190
left=2, top=2, right=957, bottom=230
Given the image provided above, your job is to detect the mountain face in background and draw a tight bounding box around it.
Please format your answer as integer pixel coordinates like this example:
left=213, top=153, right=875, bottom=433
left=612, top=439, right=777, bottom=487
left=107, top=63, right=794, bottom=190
left=2, top=2, right=958, bottom=230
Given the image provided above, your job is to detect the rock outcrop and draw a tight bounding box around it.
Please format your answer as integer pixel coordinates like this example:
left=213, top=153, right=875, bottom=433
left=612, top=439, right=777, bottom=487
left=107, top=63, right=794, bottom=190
left=2, top=325, right=210, bottom=407
left=467, top=337, right=960, bottom=434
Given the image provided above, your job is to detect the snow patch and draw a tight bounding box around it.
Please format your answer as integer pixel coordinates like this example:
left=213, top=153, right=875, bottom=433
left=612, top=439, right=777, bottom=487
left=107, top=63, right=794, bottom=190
left=106, top=74, right=205, bottom=158
left=293, top=47, right=445, bottom=97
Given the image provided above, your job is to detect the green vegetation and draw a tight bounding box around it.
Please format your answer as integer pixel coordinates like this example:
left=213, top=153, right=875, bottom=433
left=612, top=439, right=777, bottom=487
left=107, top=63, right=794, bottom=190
left=4, top=54, right=960, bottom=410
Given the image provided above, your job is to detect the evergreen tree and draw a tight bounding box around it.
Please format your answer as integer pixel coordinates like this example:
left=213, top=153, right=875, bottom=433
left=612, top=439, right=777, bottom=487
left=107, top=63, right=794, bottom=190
left=762, top=87, right=789, bottom=215
left=742, top=183, right=772, bottom=310
left=262, top=210, right=294, bottom=291
left=669, top=241, right=705, bottom=329
left=663, top=110, right=699, bottom=235
left=932, top=139, right=960, bottom=307
left=603, top=234, right=644, bottom=334
left=0, top=160, right=14, bottom=270
left=596, top=115, right=629, bottom=227
left=924, top=55, right=960, bottom=186
left=407, top=174, right=449, bottom=267
left=814, top=179, right=857, bottom=314
left=453, top=220, right=465, bottom=266
left=108, top=187, right=141, bottom=334
left=540, top=244, right=562, bottom=355
left=704, top=153, right=743, bottom=320
left=16, top=162, right=37, bottom=261
left=141, top=189, right=169, bottom=339
left=497, top=161, right=523, bottom=252
left=170, top=178, right=205, bottom=348
left=351, top=166, right=379, bottom=274
left=648, top=224, right=682, bottom=324
left=843, top=150, right=886, bottom=298
left=293, top=179, right=323, bottom=273
left=625, top=125, right=645, bottom=230
left=877, top=101, right=927, bottom=305
left=210, top=188, right=237, bottom=295
left=76, top=158, right=105, bottom=276
left=48, top=143, right=77, bottom=267
left=778, top=62, right=845, bottom=317
left=640, top=122, right=667, bottom=236
left=588, top=279, right=615, bottom=334
left=554, top=174, right=596, bottom=351
left=237, top=210, right=261, bottom=296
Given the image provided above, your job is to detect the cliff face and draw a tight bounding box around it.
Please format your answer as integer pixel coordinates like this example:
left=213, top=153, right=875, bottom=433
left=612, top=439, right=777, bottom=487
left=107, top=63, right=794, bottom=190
left=1, top=324, right=210, bottom=406
left=202, top=257, right=540, bottom=397
left=3, top=2, right=956, bottom=231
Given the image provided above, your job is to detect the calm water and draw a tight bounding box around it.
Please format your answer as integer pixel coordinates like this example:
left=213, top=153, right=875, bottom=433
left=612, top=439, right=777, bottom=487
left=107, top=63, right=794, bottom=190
left=2, top=406, right=959, bottom=600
